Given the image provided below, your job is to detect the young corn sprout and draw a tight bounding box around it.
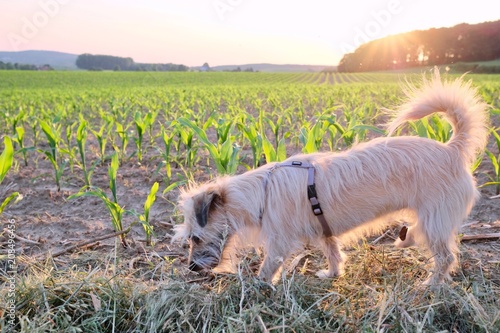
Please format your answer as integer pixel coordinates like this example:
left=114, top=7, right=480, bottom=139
left=158, top=124, right=174, bottom=182
left=139, top=182, right=159, bottom=246
left=0, top=137, right=22, bottom=214
left=481, top=128, right=500, bottom=194
left=115, top=122, right=130, bottom=163
left=76, top=119, right=96, bottom=187
left=91, top=122, right=113, bottom=164
left=134, top=111, right=146, bottom=162
left=69, top=153, right=129, bottom=247
left=39, top=120, right=66, bottom=191
left=62, top=123, right=78, bottom=173
left=14, top=126, right=34, bottom=167
left=178, top=117, right=241, bottom=175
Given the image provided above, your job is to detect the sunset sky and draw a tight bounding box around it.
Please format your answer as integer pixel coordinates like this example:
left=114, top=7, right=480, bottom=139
left=1, top=0, right=499, bottom=66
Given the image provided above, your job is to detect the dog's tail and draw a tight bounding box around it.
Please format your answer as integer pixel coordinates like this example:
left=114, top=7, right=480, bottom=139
left=387, top=69, right=489, bottom=165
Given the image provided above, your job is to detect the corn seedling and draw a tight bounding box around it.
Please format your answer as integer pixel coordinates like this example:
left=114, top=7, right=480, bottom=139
left=134, top=111, right=146, bottom=162
left=410, top=114, right=452, bottom=143
left=329, top=113, right=384, bottom=148
left=481, top=128, right=500, bottom=194
left=158, top=124, right=174, bottom=182
left=39, top=120, right=66, bottom=191
left=91, top=122, right=113, bottom=164
left=262, top=131, right=287, bottom=163
left=178, top=117, right=241, bottom=174
left=76, top=119, right=95, bottom=187
left=27, top=116, right=40, bottom=149
left=62, top=122, right=78, bottom=173
left=14, top=126, right=34, bottom=167
left=115, top=122, right=130, bottom=163
left=145, top=109, right=159, bottom=146
left=69, top=153, right=129, bottom=247
left=0, top=136, right=22, bottom=214
left=10, top=108, right=26, bottom=139
left=263, top=115, right=284, bottom=152
left=109, top=152, right=119, bottom=203
left=139, top=182, right=159, bottom=246
left=175, top=120, right=199, bottom=169
left=299, top=115, right=335, bottom=153
left=238, top=120, right=263, bottom=168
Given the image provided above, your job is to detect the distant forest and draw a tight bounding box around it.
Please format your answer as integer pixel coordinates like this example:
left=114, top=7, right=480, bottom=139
left=76, top=54, right=189, bottom=71
left=338, top=20, right=500, bottom=72
left=0, top=61, right=53, bottom=71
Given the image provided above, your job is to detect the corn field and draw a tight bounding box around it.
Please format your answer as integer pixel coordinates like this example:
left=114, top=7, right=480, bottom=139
left=1, top=70, right=500, bottom=332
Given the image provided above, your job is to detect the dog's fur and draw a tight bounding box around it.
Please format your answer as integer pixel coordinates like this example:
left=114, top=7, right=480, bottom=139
left=173, top=71, right=489, bottom=285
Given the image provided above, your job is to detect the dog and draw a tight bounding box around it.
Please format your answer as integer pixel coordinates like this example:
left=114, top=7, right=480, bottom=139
left=173, top=70, right=489, bottom=285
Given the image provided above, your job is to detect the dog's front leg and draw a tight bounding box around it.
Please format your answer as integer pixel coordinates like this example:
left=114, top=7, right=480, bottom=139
left=316, top=236, right=345, bottom=279
left=213, top=234, right=240, bottom=274
left=258, top=245, right=288, bottom=282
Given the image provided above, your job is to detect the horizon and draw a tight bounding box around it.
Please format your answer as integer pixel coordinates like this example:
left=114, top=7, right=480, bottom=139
left=1, top=0, right=499, bottom=67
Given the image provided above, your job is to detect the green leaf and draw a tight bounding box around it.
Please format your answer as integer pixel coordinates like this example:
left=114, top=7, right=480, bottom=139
left=0, top=192, right=21, bottom=215
left=0, top=136, right=14, bottom=184
left=144, top=182, right=159, bottom=221
left=109, top=153, right=119, bottom=203
left=163, top=179, right=187, bottom=194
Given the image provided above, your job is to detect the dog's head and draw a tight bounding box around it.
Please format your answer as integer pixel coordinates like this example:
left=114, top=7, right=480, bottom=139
left=173, top=184, right=232, bottom=272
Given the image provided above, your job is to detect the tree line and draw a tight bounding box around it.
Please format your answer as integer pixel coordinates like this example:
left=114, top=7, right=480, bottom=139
left=0, top=61, right=53, bottom=71
left=76, top=54, right=189, bottom=72
left=338, top=20, right=500, bottom=72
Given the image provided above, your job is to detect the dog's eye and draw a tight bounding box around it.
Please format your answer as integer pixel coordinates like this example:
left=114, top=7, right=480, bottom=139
left=191, top=236, right=201, bottom=244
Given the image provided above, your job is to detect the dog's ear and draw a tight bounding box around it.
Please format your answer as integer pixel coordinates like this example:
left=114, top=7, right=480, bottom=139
left=192, top=191, right=220, bottom=228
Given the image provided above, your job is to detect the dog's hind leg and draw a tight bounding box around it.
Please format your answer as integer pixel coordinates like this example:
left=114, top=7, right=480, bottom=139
left=316, top=236, right=345, bottom=279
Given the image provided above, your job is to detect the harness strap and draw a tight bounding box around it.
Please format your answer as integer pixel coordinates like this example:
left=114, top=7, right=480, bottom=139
left=266, top=160, right=333, bottom=238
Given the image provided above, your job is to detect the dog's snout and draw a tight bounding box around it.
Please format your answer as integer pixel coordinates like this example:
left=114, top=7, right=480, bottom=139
left=188, top=261, right=203, bottom=272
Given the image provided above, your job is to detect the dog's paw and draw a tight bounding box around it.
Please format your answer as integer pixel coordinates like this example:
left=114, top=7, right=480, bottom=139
left=315, top=269, right=340, bottom=279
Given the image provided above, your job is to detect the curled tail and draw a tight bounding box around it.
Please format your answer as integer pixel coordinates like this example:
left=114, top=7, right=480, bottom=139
left=387, top=69, right=490, bottom=165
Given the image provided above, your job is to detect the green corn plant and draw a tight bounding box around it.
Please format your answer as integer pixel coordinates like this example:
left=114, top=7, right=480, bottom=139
left=262, top=131, right=287, bottom=163
left=139, top=182, right=159, bottom=246
left=29, top=116, right=40, bottom=148
left=238, top=120, right=263, bottom=168
left=299, top=115, right=335, bottom=153
left=76, top=119, right=96, bottom=187
left=178, top=117, right=241, bottom=175
left=158, top=124, right=174, bottom=182
left=481, top=129, right=500, bottom=194
left=91, top=122, right=112, bottom=164
left=39, top=120, right=66, bottom=191
left=62, top=123, right=77, bottom=173
left=410, top=114, right=452, bottom=143
left=329, top=113, right=384, bottom=148
left=115, top=122, right=130, bottom=163
left=134, top=111, right=146, bottom=162
left=215, top=117, right=233, bottom=146
left=145, top=109, right=159, bottom=146
left=264, top=115, right=284, bottom=152
left=14, top=126, right=34, bottom=167
left=0, top=137, right=22, bottom=215
left=109, top=152, right=119, bottom=204
left=175, top=121, right=198, bottom=169
left=69, top=153, right=129, bottom=247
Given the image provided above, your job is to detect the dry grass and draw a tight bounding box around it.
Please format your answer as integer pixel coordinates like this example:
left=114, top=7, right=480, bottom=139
left=2, top=234, right=500, bottom=333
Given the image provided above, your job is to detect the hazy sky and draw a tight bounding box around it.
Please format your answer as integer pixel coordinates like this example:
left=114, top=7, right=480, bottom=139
left=1, top=0, right=499, bottom=66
